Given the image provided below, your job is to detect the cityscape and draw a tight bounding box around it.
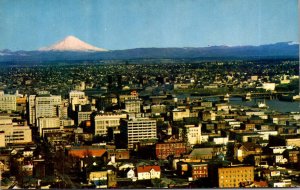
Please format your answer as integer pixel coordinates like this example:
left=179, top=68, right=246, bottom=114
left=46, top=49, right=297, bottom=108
left=0, top=0, right=299, bottom=189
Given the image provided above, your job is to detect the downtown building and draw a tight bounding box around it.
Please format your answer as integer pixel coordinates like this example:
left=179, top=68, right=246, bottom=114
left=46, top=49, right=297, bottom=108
left=0, top=91, right=17, bottom=111
left=184, top=124, right=202, bottom=146
left=28, top=91, right=61, bottom=126
left=120, top=117, right=157, bottom=149
left=69, top=90, right=89, bottom=111
left=37, top=117, right=61, bottom=137
left=124, top=99, right=142, bottom=113
left=0, top=118, right=32, bottom=147
left=92, top=112, right=127, bottom=136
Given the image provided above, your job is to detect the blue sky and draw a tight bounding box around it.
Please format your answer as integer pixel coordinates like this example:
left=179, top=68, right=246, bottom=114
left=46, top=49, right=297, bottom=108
left=0, top=0, right=298, bottom=50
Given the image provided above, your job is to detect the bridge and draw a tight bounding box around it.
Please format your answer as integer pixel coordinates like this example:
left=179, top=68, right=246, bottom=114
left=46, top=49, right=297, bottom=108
left=190, top=91, right=296, bottom=101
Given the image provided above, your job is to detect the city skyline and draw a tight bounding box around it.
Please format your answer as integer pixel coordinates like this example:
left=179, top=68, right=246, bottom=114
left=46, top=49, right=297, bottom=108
left=0, top=0, right=298, bottom=51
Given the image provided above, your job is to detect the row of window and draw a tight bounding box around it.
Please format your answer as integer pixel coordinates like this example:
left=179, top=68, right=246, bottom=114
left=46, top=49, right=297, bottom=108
left=193, top=171, right=207, bottom=174
left=221, top=175, right=250, bottom=179
left=157, top=145, right=185, bottom=148
left=128, top=133, right=156, bottom=137
left=127, top=122, right=156, bottom=125
left=5, top=137, right=24, bottom=141
left=128, top=129, right=156, bottom=132
left=220, top=169, right=252, bottom=174
left=0, top=98, right=16, bottom=101
left=128, top=136, right=156, bottom=140
left=220, top=179, right=251, bottom=183
left=193, top=166, right=207, bottom=170
left=13, top=131, right=24, bottom=134
left=128, top=128, right=156, bottom=132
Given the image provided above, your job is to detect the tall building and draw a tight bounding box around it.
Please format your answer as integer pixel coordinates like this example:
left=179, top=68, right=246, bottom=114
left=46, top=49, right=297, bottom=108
left=0, top=118, right=32, bottom=146
left=118, top=93, right=138, bottom=104
left=184, top=124, right=201, bottom=146
left=38, top=117, right=60, bottom=137
left=57, top=99, right=69, bottom=119
left=69, top=90, right=85, bottom=103
left=0, top=91, right=16, bottom=111
left=69, top=90, right=89, bottom=111
left=28, top=91, right=61, bottom=126
left=77, top=111, right=92, bottom=126
left=120, top=118, right=157, bottom=149
left=92, top=113, right=127, bottom=136
left=28, top=95, right=36, bottom=125
left=124, top=99, right=142, bottom=113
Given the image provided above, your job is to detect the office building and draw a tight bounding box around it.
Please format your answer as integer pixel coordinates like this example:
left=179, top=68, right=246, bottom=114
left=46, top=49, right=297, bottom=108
left=125, top=99, right=142, bottom=113
left=218, top=166, right=254, bottom=188
left=0, top=91, right=16, bottom=111
left=0, top=118, right=32, bottom=146
left=28, top=91, right=61, bottom=126
left=121, top=118, right=157, bottom=149
left=69, top=90, right=89, bottom=111
left=93, top=113, right=127, bottom=136
left=184, top=124, right=201, bottom=146
left=38, top=117, right=60, bottom=137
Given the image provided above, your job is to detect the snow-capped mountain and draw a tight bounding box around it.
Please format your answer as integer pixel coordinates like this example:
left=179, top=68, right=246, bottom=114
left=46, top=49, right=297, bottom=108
left=39, top=35, right=108, bottom=52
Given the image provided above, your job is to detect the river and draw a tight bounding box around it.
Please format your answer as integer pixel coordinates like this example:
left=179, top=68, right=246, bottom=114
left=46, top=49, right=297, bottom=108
left=229, top=97, right=300, bottom=113
left=176, top=94, right=300, bottom=113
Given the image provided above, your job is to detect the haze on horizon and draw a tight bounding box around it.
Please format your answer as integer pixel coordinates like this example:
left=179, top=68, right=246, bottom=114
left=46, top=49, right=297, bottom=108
left=0, top=0, right=298, bottom=51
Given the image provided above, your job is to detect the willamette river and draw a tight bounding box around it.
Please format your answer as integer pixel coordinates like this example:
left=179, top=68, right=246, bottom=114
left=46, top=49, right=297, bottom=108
left=177, top=95, right=300, bottom=113
left=229, top=97, right=300, bottom=113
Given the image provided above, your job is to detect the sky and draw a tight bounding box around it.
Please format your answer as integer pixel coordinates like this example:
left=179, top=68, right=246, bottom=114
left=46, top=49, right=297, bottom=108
left=0, top=0, right=298, bottom=51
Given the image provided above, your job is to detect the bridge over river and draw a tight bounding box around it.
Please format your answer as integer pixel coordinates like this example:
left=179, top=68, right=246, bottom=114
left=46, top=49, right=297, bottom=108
left=189, top=91, right=296, bottom=101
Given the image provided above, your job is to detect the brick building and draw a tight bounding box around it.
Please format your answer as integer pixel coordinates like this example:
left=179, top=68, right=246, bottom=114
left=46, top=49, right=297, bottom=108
left=155, top=141, right=187, bottom=159
left=189, top=163, right=208, bottom=180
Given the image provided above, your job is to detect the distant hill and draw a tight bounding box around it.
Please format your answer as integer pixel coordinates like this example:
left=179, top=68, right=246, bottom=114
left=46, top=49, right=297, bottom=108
left=0, top=41, right=298, bottom=64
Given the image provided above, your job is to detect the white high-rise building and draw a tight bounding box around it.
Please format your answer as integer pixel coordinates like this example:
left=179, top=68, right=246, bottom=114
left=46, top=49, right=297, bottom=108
left=184, top=124, right=201, bottom=146
left=38, top=117, right=61, bottom=137
left=69, top=90, right=89, bottom=111
left=93, top=113, right=127, bottom=136
left=0, top=91, right=16, bottom=111
left=125, top=99, right=142, bottom=113
left=121, top=118, right=157, bottom=149
left=28, top=91, right=61, bottom=126
left=0, top=118, right=32, bottom=146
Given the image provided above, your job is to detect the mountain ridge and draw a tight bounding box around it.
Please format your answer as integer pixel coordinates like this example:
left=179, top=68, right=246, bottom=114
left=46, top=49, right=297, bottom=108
left=0, top=41, right=298, bottom=64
